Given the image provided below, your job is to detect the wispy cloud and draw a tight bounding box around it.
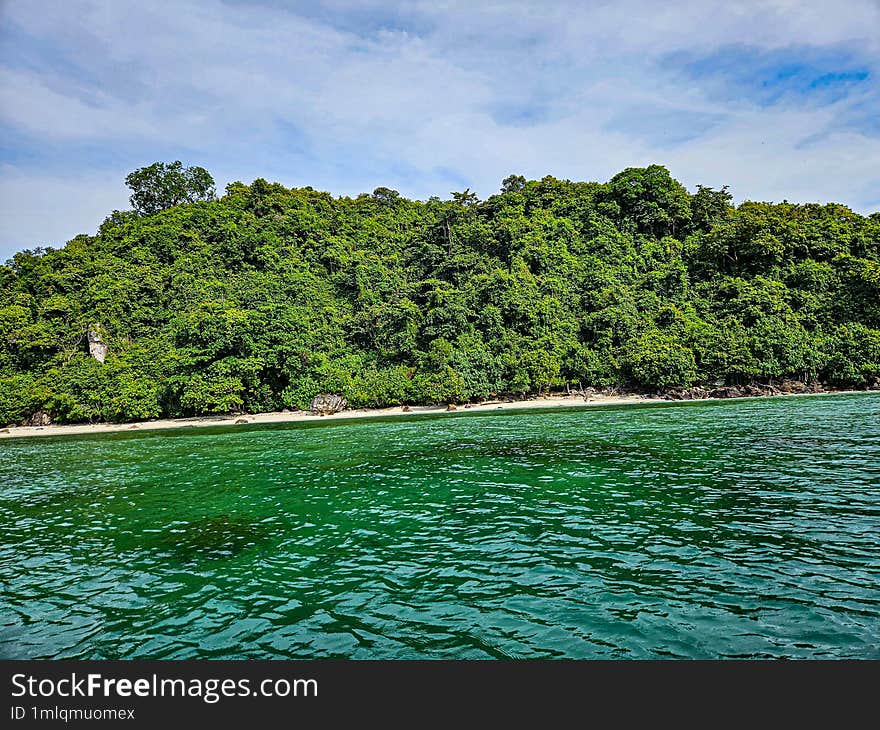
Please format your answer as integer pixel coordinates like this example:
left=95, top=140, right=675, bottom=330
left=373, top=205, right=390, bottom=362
left=665, top=44, right=873, bottom=108
left=1, top=0, right=879, bottom=259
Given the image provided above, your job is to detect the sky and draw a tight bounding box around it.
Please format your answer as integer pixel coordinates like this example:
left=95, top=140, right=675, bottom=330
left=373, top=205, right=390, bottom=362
left=1, top=0, right=879, bottom=260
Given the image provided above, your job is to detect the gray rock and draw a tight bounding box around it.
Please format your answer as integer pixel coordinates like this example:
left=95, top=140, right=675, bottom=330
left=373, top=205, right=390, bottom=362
left=310, top=394, right=347, bottom=415
left=26, top=410, right=52, bottom=426
left=87, top=328, right=108, bottom=363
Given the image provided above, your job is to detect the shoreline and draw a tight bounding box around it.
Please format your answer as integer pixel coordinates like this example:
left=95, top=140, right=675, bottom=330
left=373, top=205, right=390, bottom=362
left=0, top=389, right=874, bottom=440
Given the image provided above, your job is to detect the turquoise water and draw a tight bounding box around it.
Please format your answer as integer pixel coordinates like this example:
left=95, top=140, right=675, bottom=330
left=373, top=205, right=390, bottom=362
left=1, top=393, right=879, bottom=659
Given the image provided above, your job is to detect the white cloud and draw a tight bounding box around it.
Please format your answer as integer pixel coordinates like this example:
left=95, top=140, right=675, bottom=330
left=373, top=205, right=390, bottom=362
left=1, top=0, right=878, bottom=259
left=0, top=68, right=158, bottom=139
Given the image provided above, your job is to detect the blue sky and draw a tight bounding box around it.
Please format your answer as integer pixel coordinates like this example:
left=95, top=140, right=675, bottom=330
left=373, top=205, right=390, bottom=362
left=1, top=0, right=879, bottom=260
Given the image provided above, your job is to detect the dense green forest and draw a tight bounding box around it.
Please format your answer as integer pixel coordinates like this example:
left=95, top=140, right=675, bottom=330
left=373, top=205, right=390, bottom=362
left=1, top=162, right=879, bottom=425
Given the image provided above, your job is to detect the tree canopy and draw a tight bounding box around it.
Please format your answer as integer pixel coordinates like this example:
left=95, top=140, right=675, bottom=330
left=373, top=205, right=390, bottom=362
left=1, top=164, right=878, bottom=425
left=125, top=160, right=216, bottom=216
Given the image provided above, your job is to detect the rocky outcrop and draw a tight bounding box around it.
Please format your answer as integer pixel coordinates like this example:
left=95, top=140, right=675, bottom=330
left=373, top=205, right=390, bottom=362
left=310, top=394, right=347, bottom=415
left=663, top=380, right=826, bottom=401
left=26, top=410, right=52, bottom=426
left=87, top=328, right=108, bottom=363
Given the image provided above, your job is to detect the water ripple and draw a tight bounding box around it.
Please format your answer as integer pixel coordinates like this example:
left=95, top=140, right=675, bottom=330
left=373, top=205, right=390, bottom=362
left=1, top=393, right=879, bottom=658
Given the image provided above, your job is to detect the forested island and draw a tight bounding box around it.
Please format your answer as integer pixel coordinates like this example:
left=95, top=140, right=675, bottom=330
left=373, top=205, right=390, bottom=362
left=1, top=162, right=878, bottom=426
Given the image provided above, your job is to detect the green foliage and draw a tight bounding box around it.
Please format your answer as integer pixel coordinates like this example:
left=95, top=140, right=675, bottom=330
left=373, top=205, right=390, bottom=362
left=1, top=163, right=878, bottom=425
left=604, top=165, right=692, bottom=237
left=624, top=330, right=698, bottom=390
left=0, top=372, right=44, bottom=425
left=178, top=363, right=245, bottom=415
left=125, top=160, right=216, bottom=216
left=821, top=323, right=880, bottom=387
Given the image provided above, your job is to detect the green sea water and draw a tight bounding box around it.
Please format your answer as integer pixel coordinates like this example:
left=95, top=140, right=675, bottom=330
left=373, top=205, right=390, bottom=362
left=1, top=393, right=879, bottom=659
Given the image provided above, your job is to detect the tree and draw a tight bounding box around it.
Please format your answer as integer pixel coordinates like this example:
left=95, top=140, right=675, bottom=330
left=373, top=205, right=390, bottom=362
left=372, top=187, right=401, bottom=206
left=2, top=164, right=880, bottom=425
left=690, top=185, right=732, bottom=232
left=501, top=174, right=526, bottom=194
left=125, top=161, right=216, bottom=216
left=605, top=165, right=691, bottom=237
left=451, top=189, right=480, bottom=207
left=624, top=330, right=698, bottom=390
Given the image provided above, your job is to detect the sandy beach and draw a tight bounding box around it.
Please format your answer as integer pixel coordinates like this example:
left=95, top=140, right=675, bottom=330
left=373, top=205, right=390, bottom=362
left=1, top=389, right=871, bottom=440
left=0, top=393, right=658, bottom=439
